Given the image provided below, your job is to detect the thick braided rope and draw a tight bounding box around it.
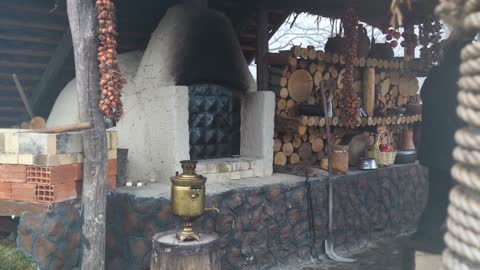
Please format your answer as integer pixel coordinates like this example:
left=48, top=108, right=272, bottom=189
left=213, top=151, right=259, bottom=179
left=452, top=164, right=480, bottom=192
left=445, top=232, right=480, bottom=264
left=443, top=249, right=480, bottom=270
left=455, top=128, right=480, bottom=150
left=447, top=217, right=480, bottom=249
left=449, top=186, right=480, bottom=220
left=453, top=146, right=480, bottom=166
left=448, top=204, right=480, bottom=234
left=457, top=91, right=480, bottom=110
left=457, top=106, right=480, bottom=126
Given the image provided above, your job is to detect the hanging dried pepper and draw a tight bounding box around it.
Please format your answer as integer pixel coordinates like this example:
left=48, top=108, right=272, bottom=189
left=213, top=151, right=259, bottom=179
left=341, top=8, right=361, bottom=128
left=96, top=0, right=126, bottom=124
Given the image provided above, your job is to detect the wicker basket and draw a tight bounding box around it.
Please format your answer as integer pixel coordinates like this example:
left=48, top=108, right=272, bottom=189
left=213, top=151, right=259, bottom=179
left=366, top=131, right=397, bottom=167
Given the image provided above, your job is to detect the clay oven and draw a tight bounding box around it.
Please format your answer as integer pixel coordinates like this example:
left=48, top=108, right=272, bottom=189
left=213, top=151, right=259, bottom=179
left=47, top=4, right=274, bottom=183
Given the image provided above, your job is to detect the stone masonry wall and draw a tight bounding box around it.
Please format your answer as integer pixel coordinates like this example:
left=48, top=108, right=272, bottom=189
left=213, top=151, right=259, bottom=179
left=17, top=164, right=428, bottom=270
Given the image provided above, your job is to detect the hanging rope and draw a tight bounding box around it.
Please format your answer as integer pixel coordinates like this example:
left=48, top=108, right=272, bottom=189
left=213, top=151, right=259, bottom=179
left=436, top=0, right=480, bottom=268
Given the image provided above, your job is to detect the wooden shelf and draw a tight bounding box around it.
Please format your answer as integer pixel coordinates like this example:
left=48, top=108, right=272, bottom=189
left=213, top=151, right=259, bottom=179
left=295, top=114, right=422, bottom=128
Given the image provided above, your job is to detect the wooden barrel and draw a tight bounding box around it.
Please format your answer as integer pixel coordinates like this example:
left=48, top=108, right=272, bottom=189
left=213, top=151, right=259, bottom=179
left=151, top=231, right=221, bottom=270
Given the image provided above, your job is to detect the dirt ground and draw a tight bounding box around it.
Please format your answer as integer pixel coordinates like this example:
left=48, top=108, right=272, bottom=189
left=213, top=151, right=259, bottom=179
left=272, top=238, right=443, bottom=270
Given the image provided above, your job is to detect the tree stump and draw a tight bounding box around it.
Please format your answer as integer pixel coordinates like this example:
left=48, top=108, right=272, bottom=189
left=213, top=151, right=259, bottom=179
left=151, top=231, right=221, bottom=270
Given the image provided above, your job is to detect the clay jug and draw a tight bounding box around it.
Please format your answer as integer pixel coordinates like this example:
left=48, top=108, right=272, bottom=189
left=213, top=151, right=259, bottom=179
left=324, top=35, right=347, bottom=55
left=400, top=128, right=415, bottom=150
left=357, top=24, right=370, bottom=58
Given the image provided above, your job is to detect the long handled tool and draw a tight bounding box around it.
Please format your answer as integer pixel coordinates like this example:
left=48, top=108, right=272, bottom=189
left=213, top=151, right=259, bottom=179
left=319, top=81, right=357, bottom=263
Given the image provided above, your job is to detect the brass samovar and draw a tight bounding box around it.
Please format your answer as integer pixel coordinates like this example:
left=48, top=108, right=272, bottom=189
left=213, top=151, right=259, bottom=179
left=170, top=160, right=218, bottom=241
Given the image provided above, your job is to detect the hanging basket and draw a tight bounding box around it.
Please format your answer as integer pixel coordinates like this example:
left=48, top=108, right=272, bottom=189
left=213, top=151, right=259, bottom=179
left=366, top=131, right=397, bottom=167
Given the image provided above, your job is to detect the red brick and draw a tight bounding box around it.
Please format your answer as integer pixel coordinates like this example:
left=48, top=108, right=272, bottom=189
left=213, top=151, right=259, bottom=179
left=27, top=164, right=82, bottom=185
left=107, top=175, right=117, bottom=192
left=107, top=159, right=117, bottom=176
left=0, top=165, right=26, bottom=183
left=36, top=181, right=82, bottom=203
left=0, top=183, right=11, bottom=200
left=12, top=183, right=37, bottom=202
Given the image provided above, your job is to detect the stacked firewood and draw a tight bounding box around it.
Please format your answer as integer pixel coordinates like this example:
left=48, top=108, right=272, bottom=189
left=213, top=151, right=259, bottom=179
left=270, top=46, right=421, bottom=167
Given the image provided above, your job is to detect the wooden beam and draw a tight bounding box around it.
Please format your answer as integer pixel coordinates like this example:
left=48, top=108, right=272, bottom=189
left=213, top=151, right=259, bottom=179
left=29, top=30, right=72, bottom=116
left=0, top=61, right=47, bottom=69
left=0, top=200, right=49, bottom=216
left=256, top=7, right=269, bottom=91
left=0, top=19, right=66, bottom=31
left=67, top=1, right=108, bottom=269
left=0, top=33, right=60, bottom=45
left=0, top=73, right=41, bottom=81
left=0, top=48, right=52, bottom=57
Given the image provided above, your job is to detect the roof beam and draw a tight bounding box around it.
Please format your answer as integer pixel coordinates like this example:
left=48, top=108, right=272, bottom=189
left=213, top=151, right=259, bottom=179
left=29, top=30, right=73, bottom=117
left=0, top=19, right=66, bottom=32
left=0, top=61, right=47, bottom=69
left=0, top=48, right=52, bottom=57
left=0, top=33, right=60, bottom=45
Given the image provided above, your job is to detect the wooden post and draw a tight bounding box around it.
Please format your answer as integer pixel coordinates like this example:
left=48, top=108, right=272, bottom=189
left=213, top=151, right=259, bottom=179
left=151, top=231, right=221, bottom=270
left=66, top=1, right=108, bottom=269
left=256, top=6, right=269, bottom=91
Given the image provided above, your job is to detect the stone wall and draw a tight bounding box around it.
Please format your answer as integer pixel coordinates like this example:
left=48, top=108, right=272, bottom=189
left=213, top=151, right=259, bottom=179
left=17, top=164, right=428, bottom=270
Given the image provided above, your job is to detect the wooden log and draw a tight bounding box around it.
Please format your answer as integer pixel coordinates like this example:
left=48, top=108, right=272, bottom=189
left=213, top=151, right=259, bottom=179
left=340, top=55, right=346, bottom=64
left=277, top=99, right=287, bottom=110
left=292, top=46, right=302, bottom=58
left=353, top=57, right=359, bottom=66
left=274, top=152, right=287, bottom=166
left=273, top=139, right=282, bottom=152
left=363, top=67, right=375, bottom=116
left=293, top=136, right=303, bottom=148
left=309, top=62, right=318, bottom=74
left=301, top=133, right=308, bottom=141
left=308, top=134, right=316, bottom=144
left=298, top=142, right=312, bottom=161
left=319, top=117, right=326, bottom=127
left=288, top=56, right=297, bottom=69
left=298, top=125, right=307, bottom=136
left=279, top=88, right=289, bottom=98
left=307, top=46, right=317, bottom=60
left=299, top=59, right=308, bottom=69
left=359, top=57, right=366, bottom=67
left=314, top=71, right=323, bottom=86
left=150, top=231, right=222, bottom=270
left=372, top=117, right=378, bottom=125
left=361, top=117, right=367, bottom=127
left=367, top=117, right=373, bottom=126
left=307, top=116, right=316, bottom=126
left=378, top=59, right=384, bottom=68
left=300, top=48, right=309, bottom=59
left=300, top=116, right=309, bottom=126
left=332, top=116, right=339, bottom=126
left=372, top=58, right=378, bottom=68
left=366, top=58, right=373, bottom=67
left=67, top=1, right=108, bottom=268
left=325, top=52, right=332, bottom=63
left=324, top=72, right=331, bottom=80
left=286, top=99, right=295, bottom=110
left=312, top=138, right=324, bottom=152
left=282, top=133, right=293, bottom=143
left=317, top=50, right=326, bottom=61
left=282, top=142, right=294, bottom=156
left=332, top=54, right=339, bottom=64
left=290, top=153, right=301, bottom=164
left=386, top=117, right=392, bottom=125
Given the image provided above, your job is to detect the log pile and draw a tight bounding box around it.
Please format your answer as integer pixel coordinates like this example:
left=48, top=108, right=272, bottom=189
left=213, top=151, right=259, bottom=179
left=270, top=46, right=422, bottom=167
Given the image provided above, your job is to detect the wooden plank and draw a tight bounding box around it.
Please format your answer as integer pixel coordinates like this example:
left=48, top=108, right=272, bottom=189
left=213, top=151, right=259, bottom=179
left=67, top=0, right=108, bottom=268
left=0, top=199, right=49, bottom=216
left=29, top=30, right=73, bottom=115
left=256, top=7, right=269, bottom=91
left=0, top=19, right=65, bottom=31
left=0, top=61, right=47, bottom=69
left=0, top=33, right=60, bottom=45
left=0, top=48, right=51, bottom=57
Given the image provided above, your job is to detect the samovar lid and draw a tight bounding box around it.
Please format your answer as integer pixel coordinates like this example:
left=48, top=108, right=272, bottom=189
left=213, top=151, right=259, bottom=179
left=170, top=160, right=206, bottom=185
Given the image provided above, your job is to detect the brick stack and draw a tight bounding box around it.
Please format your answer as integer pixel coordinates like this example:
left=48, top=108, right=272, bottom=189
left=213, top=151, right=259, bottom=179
left=0, top=129, right=118, bottom=204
